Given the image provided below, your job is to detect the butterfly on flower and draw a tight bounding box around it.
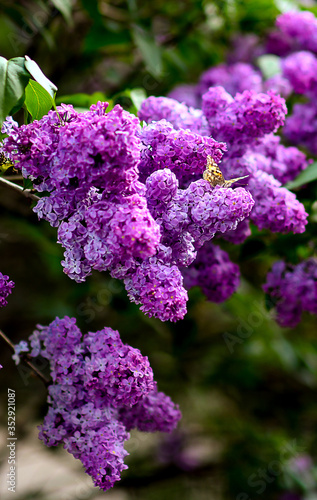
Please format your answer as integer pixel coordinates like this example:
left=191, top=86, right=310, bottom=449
left=203, top=155, right=248, bottom=188
left=0, top=152, right=14, bottom=172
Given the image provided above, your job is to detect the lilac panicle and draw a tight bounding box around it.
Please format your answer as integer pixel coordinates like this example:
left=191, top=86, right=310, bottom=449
left=248, top=170, right=308, bottom=234
left=167, top=84, right=200, bottom=108
left=200, top=86, right=234, bottom=122
left=276, top=11, right=317, bottom=54
left=197, top=62, right=263, bottom=97
left=3, top=103, right=162, bottom=286
left=265, top=30, right=293, bottom=57
left=138, top=96, right=208, bottom=135
left=0, top=272, right=14, bottom=308
left=263, top=259, right=317, bottom=327
left=224, top=154, right=308, bottom=235
left=182, top=242, right=240, bottom=303
left=184, top=180, right=255, bottom=247
left=119, top=387, right=182, bottom=432
left=58, top=192, right=161, bottom=282
left=263, top=74, right=292, bottom=99
left=3, top=103, right=144, bottom=223
left=221, top=219, right=251, bottom=245
left=252, top=133, right=309, bottom=184
left=220, top=154, right=308, bottom=235
left=123, top=252, right=188, bottom=322
left=281, top=51, right=317, bottom=95
left=138, top=119, right=226, bottom=186
left=3, top=80, right=309, bottom=323
left=202, top=87, right=287, bottom=157
left=15, top=317, right=181, bottom=490
left=283, top=101, right=317, bottom=155
left=146, top=170, right=254, bottom=255
left=228, top=33, right=262, bottom=64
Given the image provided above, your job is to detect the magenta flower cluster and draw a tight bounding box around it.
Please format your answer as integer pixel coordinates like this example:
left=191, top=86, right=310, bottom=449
left=3, top=98, right=256, bottom=321
left=263, top=259, right=317, bottom=327
left=0, top=272, right=14, bottom=308
left=3, top=24, right=314, bottom=318
left=182, top=242, right=240, bottom=303
left=14, top=316, right=181, bottom=490
left=267, top=11, right=317, bottom=155
left=139, top=91, right=308, bottom=239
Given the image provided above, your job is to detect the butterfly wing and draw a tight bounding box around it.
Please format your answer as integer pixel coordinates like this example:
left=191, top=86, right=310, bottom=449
left=204, top=156, right=226, bottom=186
left=223, top=175, right=249, bottom=187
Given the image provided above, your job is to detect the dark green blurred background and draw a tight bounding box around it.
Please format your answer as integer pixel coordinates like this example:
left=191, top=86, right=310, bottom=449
left=1, top=1, right=317, bottom=499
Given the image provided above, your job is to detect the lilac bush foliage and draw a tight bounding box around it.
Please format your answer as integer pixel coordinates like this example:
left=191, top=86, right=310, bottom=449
left=13, top=317, right=181, bottom=490
left=263, top=259, right=317, bottom=327
left=2, top=38, right=312, bottom=319
left=0, top=272, right=14, bottom=308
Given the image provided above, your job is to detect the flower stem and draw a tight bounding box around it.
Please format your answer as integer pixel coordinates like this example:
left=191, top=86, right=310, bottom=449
left=0, top=329, right=50, bottom=386
left=0, top=176, right=40, bottom=201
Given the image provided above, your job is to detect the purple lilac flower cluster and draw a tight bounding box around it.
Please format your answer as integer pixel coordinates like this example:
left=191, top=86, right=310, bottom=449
left=3, top=103, right=161, bottom=286
left=0, top=272, right=14, bottom=308
left=264, top=11, right=317, bottom=155
left=14, top=316, right=181, bottom=490
left=182, top=242, right=240, bottom=302
left=3, top=100, right=256, bottom=320
left=169, top=61, right=291, bottom=103
left=139, top=90, right=308, bottom=240
left=197, top=62, right=263, bottom=97
left=263, top=259, right=317, bottom=327
left=201, top=87, right=287, bottom=156
left=3, top=43, right=311, bottom=317
left=275, top=11, right=317, bottom=54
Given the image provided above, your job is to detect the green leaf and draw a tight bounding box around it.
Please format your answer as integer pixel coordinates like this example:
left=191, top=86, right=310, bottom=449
left=129, top=88, right=147, bottom=111
left=50, top=0, right=73, bottom=25
left=56, top=92, right=108, bottom=108
left=24, top=80, right=54, bottom=121
left=23, top=177, right=33, bottom=190
left=256, top=54, right=281, bottom=79
left=132, top=26, right=162, bottom=78
left=274, top=0, right=298, bottom=13
left=285, top=161, right=317, bottom=189
left=24, top=56, right=57, bottom=98
left=0, top=56, right=30, bottom=126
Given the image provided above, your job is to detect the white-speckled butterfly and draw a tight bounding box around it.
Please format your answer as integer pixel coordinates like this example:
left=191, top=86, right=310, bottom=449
left=203, top=155, right=248, bottom=187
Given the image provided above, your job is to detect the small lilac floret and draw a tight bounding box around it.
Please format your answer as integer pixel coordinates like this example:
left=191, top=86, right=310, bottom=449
left=0, top=272, right=14, bottom=308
